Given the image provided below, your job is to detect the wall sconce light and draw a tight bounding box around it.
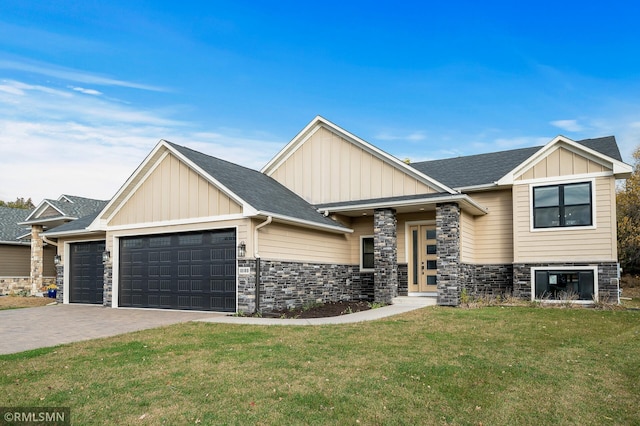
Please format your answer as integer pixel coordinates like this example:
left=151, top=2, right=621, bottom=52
left=102, top=251, right=111, bottom=263
left=238, top=241, right=246, bottom=258
left=54, top=254, right=61, bottom=265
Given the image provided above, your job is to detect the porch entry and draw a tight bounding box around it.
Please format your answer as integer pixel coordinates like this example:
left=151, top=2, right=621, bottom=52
left=408, top=224, right=437, bottom=294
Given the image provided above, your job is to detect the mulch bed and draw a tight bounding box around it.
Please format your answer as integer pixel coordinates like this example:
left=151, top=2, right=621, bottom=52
left=263, top=301, right=373, bottom=319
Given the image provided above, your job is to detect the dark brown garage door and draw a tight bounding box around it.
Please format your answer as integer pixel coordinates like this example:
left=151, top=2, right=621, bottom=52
left=69, top=240, right=105, bottom=304
left=118, top=229, right=236, bottom=312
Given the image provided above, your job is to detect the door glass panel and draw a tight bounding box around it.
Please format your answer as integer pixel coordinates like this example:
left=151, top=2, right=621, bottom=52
left=426, top=245, right=437, bottom=254
left=426, top=229, right=436, bottom=240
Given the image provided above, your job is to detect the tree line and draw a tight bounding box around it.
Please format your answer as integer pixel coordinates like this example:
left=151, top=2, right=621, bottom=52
left=617, top=146, right=640, bottom=274
left=0, top=197, right=35, bottom=209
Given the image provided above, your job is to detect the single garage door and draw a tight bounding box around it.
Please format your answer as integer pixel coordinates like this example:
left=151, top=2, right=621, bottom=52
left=69, top=240, right=105, bottom=304
left=119, top=229, right=236, bottom=312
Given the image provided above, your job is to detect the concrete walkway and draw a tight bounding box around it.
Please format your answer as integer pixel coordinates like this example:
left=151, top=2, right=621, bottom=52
left=0, top=297, right=436, bottom=355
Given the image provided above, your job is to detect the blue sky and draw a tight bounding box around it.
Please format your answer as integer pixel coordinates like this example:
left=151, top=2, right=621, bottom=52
left=1, top=1, right=639, bottom=202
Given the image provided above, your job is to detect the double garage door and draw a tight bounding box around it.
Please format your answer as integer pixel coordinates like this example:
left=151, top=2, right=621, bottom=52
left=119, top=229, right=237, bottom=312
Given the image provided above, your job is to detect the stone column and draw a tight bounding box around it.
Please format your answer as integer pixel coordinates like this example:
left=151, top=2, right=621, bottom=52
left=374, top=208, right=398, bottom=304
left=55, top=264, right=64, bottom=303
left=30, top=225, right=44, bottom=295
left=436, top=203, right=461, bottom=306
left=103, top=258, right=113, bottom=307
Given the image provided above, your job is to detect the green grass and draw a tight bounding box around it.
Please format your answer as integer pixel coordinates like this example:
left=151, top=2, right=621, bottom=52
left=1, top=306, right=639, bottom=425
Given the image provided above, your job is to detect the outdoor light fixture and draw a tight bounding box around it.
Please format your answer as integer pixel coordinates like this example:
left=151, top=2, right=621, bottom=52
left=102, top=250, right=110, bottom=263
left=54, top=255, right=61, bottom=265
left=238, top=241, right=246, bottom=258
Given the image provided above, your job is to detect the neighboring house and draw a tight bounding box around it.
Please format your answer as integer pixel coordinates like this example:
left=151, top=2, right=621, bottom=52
left=19, top=195, right=108, bottom=295
left=0, top=206, right=56, bottom=294
left=44, top=116, right=633, bottom=313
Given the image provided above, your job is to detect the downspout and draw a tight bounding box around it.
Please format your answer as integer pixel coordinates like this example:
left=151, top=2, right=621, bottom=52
left=254, top=216, right=273, bottom=313
left=42, top=235, right=58, bottom=247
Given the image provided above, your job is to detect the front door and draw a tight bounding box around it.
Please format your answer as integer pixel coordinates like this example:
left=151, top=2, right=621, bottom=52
left=408, top=224, right=437, bottom=293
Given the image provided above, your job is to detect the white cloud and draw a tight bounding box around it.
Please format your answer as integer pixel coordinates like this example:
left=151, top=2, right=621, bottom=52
left=375, top=130, right=426, bottom=142
left=70, top=86, right=103, bottom=96
left=0, top=59, right=167, bottom=92
left=550, top=119, right=584, bottom=132
left=0, top=78, right=282, bottom=203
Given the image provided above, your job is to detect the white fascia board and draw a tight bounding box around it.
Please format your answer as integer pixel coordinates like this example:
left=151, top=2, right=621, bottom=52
left=498, top=135, right=633, bottom=185
left=43, top=228, right=104, bottom=238
left=253, top=210, right=353, bottom=234
left=103, top=213, right=246, bottom=232
left=261, top=116, right=457, bottom=195
left=319, top=194, right=488, bottom=216
left=166, top=142, right=251, bottom=210
left=23, top=200, right=65, bottom=222
left=0, top=240, right=30, bottom=246
left=18, top=215, right=76, bottom=226
left=88, top=140, right=169, bottom=229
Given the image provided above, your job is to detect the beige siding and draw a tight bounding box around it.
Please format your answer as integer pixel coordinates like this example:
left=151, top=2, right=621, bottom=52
left=270, top=126, right=436, bottom=204
left=40, top=205, right=61, bottom=218
left=0, top=245, right=31, bottom=276
left=109, top=153, right=242, bottom=226
left=513, top=177, right=616, bottom=262
left=517, top=147, right=609, bottom=181
left=466, top=190, right=514, bottom=264
left=460, top=210, right=475, bottom=263
left=256, top=220, right=351, bottom=264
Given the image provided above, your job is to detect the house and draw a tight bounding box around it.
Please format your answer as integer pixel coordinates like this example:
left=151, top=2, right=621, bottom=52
left=17, top=195, right=108, bottom=295
left=43, top=116, right=633, bottom=313
left=0, top=206, right=56, bottom=295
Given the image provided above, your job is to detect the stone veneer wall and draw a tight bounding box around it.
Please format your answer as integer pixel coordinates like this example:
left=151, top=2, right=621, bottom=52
left=436, top=203, right=461, bottom=306
left=103, top=261, right=113, bottom=306
left=55, top=265, right=64, bottom=302
left=513, top=262, right=619, bottom=301
left=373, top=208, right=398, bottom=304
left=239, top=259, right=375, bottom=314
left=460, top=264, right=513, bottom=296
left=0, top=277, right=55, bottom=295
left=397, top=264, right=408, bottom=296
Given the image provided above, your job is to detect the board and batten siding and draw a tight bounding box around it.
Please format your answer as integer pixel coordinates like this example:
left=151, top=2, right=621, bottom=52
left=513, top=176, right=617, bottom=262
left=256, top=221, right=351, bottom=264
left=516, top=146, right=607, bottom=181
left=109, top=153, right=242, bottom=226
left=270, top=126, right=436, bottom=205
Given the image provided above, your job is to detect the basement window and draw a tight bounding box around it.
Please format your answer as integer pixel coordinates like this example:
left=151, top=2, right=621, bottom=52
left=533, top=269, right=596, bottom=301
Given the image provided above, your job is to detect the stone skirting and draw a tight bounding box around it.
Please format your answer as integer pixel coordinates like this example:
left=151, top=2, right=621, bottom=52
left=513, top=262, right=619, bottom=301
left=460, top=263, right=513, bottom=296
left=0, top=276, right=56, bottom=295
left=240, top=259, right=375, bottom=314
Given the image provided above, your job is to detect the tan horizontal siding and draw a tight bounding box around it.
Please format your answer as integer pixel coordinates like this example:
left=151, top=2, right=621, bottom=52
left=0, top=245, right=31, bottom=276
left=469, top=190, right=514, bottom=264
left=109, top=153, right=241, bottom=226
left=257, top=221, right=351, bottom=264
left=513, top=177, right=616, bottom=262
left=460, top=210, right=475, bottom=263
left=270, top=126, right=436, bottom=205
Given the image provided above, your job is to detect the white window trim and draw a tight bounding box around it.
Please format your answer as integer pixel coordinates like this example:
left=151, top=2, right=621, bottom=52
left=529, top=177, right=596, bottom=232
left=360, top=235, right=374, bottom=272
left=530, top=265, right=599, bottom=303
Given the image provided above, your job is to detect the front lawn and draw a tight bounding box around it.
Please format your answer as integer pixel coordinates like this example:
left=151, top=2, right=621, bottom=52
left=0, top=296, right=54, bottom=310
left=1, top=306, right=638, bottom=425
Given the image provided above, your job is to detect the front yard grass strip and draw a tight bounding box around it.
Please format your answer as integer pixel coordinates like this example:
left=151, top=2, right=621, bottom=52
left=1, top=306, right=639, bottom=425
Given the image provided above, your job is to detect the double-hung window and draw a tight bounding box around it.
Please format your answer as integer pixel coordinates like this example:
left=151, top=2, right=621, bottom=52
left=533, top=182, right=592, bottom=229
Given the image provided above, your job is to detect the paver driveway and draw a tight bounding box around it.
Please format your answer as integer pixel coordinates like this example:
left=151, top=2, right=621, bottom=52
left=0, top=304, right=222, bottom=355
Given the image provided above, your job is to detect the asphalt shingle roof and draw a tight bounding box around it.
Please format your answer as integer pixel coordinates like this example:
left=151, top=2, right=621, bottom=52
left=167, top=142, right=350, bottom=230
left=0, top=206, right=32, bottom=243
left=44, top=210, right=102, bottom=235
left=409, top=136, right=622, bottom=189
left=43, top=196, right=108, bottom=219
